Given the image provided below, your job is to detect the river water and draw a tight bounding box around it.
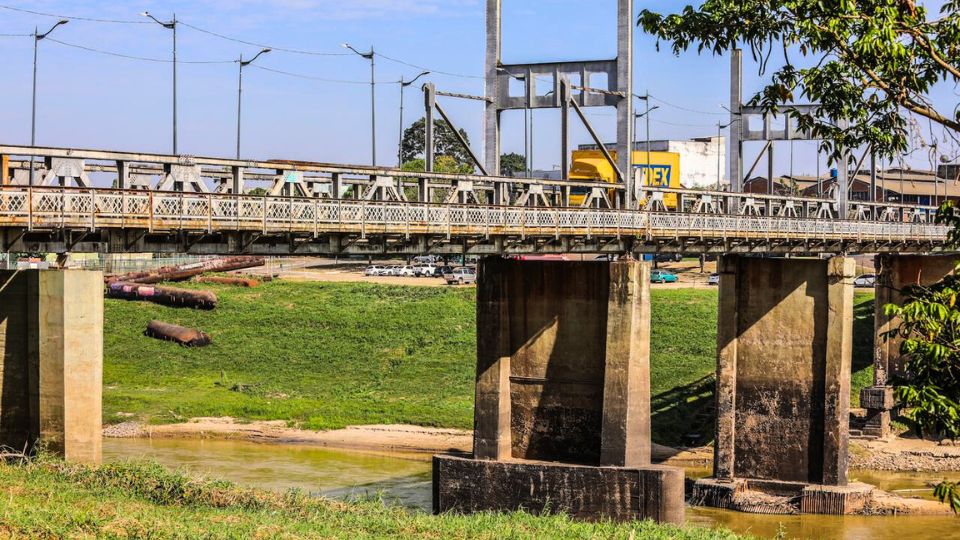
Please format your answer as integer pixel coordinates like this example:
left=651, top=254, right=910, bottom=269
left=103, top=438, right=959, bottom=540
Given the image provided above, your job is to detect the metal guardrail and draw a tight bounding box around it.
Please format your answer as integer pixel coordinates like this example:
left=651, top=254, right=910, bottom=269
left=0, top=186, right=948, bottom=243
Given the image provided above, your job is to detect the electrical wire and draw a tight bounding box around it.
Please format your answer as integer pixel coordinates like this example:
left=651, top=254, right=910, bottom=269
left=250, top=64, right=380, bottom=85
left=0, top=32, right=30, bottom=37
left=178, top=21, right=350, bottom=57
left=45, top=38, right=235, bottom=64
left=649, top=95, right=727, bottom=116
left=0, top=4, right=149, bottom=24
left=374, top=52, right=484, bottom=80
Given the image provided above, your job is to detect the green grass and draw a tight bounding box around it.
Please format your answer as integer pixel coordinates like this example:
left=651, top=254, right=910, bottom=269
left=103, top=281, right=876, bottom=447
left=105, top=282, right=476, bottom=431
left=0, top=457, right=748, bottom=539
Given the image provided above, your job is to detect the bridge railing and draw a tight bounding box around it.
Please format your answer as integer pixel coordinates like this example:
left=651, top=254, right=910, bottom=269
left=0, top=186, right=948, bottom=243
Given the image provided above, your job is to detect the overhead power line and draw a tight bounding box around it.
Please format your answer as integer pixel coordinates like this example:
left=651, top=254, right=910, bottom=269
left=45, top=38, right=235, bottom=64
left=0, top=32, right=30, bottom=37
left=179, top=21, right=350, bottom=57
left=648, top=95, right=727, bottom=116
left=0, top=4, right=149, bottom=24
left=374, top=52, right=484, bottom=80
left=250, top=65, right=384, bottom=85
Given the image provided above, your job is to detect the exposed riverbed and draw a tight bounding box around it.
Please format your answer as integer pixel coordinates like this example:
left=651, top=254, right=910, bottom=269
left=104, top=438, right=959, bottom=540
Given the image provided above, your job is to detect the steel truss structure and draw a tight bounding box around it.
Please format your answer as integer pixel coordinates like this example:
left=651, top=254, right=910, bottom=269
left=0, top=144, right=949, bottom=256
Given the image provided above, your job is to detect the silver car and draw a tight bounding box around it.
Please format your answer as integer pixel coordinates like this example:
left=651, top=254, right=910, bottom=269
left=854, top=274, right=876, bottom=288
left=444, top=266, right=477, bottom=285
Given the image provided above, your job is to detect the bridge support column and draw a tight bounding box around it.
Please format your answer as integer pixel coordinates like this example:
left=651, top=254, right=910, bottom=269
left=433, top=258, right=684, bottom=524
left=0, top=270, right=103, bottom=463
left=695, top=256, right=871, bottom=514
left=864, top=254, right=958, bottom=438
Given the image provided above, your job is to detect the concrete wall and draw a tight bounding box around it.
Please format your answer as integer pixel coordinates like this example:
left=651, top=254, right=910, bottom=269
left=864, top=254, right=958, bottom=437
left=874, top=254, right=957, bottom=381
left=474, top=259, right=651, bottom=467
left=715, top=256, right=854, bottom=486
left=442, top=258, right=684, bottom=523
left=0, top=270, right=102, bottom=463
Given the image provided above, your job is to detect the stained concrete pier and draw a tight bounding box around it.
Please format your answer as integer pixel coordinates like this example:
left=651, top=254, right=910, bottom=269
left=697, top=255, right=869, bottom=514
left=0, top=270, right=102, bottom=463
left=864, top=254, right=957, bottom=438
left=433, top=258, right=684, bottom=524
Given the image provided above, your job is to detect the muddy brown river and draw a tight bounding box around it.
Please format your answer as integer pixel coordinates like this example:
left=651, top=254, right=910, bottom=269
left=103, top=439, right=959, bottom=539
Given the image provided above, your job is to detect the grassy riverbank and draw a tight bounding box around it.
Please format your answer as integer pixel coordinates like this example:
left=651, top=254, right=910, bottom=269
left=0, top=457, right=747, bottom=539
left=103, top=280, right=876, bottom=446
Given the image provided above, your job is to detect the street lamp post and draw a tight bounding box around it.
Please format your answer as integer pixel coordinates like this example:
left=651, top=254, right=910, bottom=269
left=30, top=19, right=69, bottom=186
left=634, top=101, right=660, bottom=188
left=398, top=71, right=430, bottom=167
left=142, top=12, right=178, bottom=155
left=236, top=48, right=271, bottom=160
left=717, top=121, right=732, bottom=191
left=343, top=43, right=377, bottom=166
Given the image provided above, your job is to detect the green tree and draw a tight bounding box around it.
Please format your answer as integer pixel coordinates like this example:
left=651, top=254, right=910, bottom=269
left=885, top=202, right=960, bottom=513
left=638, top=1, right=960, bottom=513
left=499, top=152, right=527, bottom=176
left=401, top=155, right=474, bottom=175
left=639, top=1, right=960, bottom=159
left=247, top=187, right=267, bottom=196
left=401, top=118, right=475, bottom=171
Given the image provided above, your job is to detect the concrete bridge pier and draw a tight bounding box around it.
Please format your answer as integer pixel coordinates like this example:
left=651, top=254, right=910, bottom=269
left=863, top=254, right=957, bottom=438
left=695, top=255, right=872, bottom=514
left=433, top=258, right=684, bottom=524
left=0, top=270, right=102, bottom=463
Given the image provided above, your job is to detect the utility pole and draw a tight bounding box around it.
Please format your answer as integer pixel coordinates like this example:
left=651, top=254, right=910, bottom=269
left=398, top=71, right=430, bottom=167
left=142, top=12, right=178, bottom=154
left=717, top=121, right=732, bottom=190
left=343, top=43, right=377, bottom=166
left=30, top=19, right=69, bottom=186
left=236, top=49, right=271, bottom=160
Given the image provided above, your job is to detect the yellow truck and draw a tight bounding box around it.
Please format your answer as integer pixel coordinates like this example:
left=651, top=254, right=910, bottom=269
left=568, top=149, right=681, bottom=208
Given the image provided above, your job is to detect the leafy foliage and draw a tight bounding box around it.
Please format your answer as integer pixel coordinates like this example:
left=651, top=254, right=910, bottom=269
left=499, top=152, right=527, bottom=176
left=882, top=199, right=960, bottom=514
left=401, top=156, right=474, bottom=175
left=400, top=117, right=475, bottom=171
left=639, top=1, right=960, bottom=159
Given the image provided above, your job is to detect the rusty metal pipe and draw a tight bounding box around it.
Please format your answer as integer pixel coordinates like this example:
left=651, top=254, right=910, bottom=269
left=145, top=320, right=211, bottom=347
left=107, top=282, right=218, bottom=310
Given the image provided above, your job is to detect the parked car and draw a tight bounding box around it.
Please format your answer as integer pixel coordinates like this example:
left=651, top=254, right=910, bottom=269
left=707, top=273, right=720, bottom=286
left=386, top=265, right=404, bottom=276
left=414, top=264, right=436, bottom=277
left=396, top=265, right=416, bottom=277
left=854, top=274, right=876, bottom=288
left=433, top=265, right=453, bottom=277
left=413, top=255, right=440, bottom=265
left=364, top=265, right=389, bottom=276
left=444, top=266, right=477, bottom=285
left=650, top=270, right=679, bottom=284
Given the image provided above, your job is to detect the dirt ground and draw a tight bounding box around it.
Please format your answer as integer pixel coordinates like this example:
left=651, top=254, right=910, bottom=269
left=238, top=256, right=724, bottom=289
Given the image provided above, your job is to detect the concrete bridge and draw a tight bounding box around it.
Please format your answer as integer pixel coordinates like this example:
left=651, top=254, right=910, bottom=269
left=0, top=145, right=949, bottom=255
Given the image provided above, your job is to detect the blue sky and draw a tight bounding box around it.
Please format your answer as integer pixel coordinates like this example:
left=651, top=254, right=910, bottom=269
left=0, top=1, right=949, bottom=177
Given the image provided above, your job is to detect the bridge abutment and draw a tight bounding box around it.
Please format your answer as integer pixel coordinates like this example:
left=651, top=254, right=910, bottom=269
left=0, top=270, right=102, bottom=463
left=863, top=254, right=958, bottom=438
left=696, top=255, right=871, bottom=514
left=433, top=258, right=684, bottom=524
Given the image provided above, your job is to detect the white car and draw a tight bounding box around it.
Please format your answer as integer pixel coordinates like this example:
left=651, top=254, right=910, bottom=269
left=854, top=274, right=876, bottom=288
left=414, top=264, right=436, bottom=277
left=444, top=266, right=478, bottom=285
left=364, top=265, right=389, bottom=276
left=397, top=265, right=416, bottom=277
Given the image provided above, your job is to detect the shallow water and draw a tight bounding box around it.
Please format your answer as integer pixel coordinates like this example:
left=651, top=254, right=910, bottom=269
left=103, top=439, right=960, bottom=539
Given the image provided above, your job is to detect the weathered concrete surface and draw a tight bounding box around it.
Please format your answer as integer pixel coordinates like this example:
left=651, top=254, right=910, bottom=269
left=0, top=270, right=102, bottom=463
left=434, top=455, right=684, bottom=524
left=443, top=258, right=682, bottom=523
left=865, top=255, right=957, bottom=437
left=474, top=259, right=652, bottom=467
left=714, top=256, right=854, bottom=486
